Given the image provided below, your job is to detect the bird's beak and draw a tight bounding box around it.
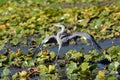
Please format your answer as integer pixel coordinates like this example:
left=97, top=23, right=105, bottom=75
left=52, top=23, right=61, bottom=27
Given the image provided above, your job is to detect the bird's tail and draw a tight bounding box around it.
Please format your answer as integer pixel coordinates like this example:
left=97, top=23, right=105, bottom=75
left=33, top=43, right=44, bottom=60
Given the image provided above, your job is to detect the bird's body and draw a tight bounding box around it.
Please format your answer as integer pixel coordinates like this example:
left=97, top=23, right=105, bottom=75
left=33, top=24, right=103, bottom=60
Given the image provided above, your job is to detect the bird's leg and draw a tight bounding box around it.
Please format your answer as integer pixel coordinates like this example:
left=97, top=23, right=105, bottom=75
left=55, top=45, right=61, bottom=63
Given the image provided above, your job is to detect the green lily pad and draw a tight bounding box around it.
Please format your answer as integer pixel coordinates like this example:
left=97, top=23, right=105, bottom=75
left=48, top=65, right=55, bottom=73
left=80, top=62, right=90, bottom=71
left=107, top=46, right=120, bottom=55
left=38, top=64, right=48, bottom=75
left=66, top=61, right=77, bottom=74
left=2, top=67, right=10, bottom=76
left=108, top=62, right=119, bottom=70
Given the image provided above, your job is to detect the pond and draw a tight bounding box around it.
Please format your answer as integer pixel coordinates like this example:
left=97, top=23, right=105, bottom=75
left=0, top=0, right=120, bottom=79
left=1, top=37, right=120, bottom=56
left=0, top=37, right=120, bottom=79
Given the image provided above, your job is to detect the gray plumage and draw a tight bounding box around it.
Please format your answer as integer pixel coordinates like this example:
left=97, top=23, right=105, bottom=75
left=33, top=23, right=103, bottom=60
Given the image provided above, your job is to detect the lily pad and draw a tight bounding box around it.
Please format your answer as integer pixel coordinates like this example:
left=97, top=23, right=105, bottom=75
left=66, top=61, right=77, bottom=74
left=80, top=62, right=90, bottom=71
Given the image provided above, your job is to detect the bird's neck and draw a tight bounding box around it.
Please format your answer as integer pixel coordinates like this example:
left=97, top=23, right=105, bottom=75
left=57, top=26, right=65, bottom=37
left=61, top=25, right=65, bottom=34
left=56, top=25, right=65, bottom=42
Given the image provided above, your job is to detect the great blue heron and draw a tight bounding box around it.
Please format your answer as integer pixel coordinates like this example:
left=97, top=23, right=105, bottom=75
left=33, top=23, right=103, bottom=60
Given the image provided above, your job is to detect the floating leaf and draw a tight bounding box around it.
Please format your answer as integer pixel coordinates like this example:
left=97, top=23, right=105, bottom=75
left=0, top=40, right=5, bottom=50
left=19, top=71, right=27, bottom=77
left=84, top=54, right=92, bottom=61
left=0, top=24, right=6, bottom=30
left=8, top=52, right=15, bottom=63
left=37, top=65, right=48, bottom=75
left=80, top=62, right=90, bottom=71
left=48, top=65, right=55, bottom=73
left=2, top=67, right=10, bottom=76
left=11, top=37, right=21, bottom=45
left=107, top=46, right=120, bottom=55
left=0, top=54, right=7, bottom=62
left=95, top=70, right=105, bottom=80
left=22, top=61, right=29, bottom=67
left=104, top=54, right=112, bottom=61
left=66, top=61, right=77, bottom=74
left=108, top=62, right=119, bottom=70
left=15, top=48, right=22, bottom=57
left=12, top=73, right=18, bottom=80
left=0, top=62, right=2, bottom=67
left=107, top=75, right=116, bottom=80
left=50, top=51, right=56, bottom=60
left=28, top=60, right=34, bottom=66
left=66, top=50, right=82, bottom=60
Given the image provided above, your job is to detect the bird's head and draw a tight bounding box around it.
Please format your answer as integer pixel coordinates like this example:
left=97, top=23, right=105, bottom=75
left=52, top=23, right=64, bottom=28
left=52, top=23, right=61, bottom=27
left=52, top=23, right=65, bottom=32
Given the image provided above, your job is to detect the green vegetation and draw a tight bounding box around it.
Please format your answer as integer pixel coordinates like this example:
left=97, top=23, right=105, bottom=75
left=0, top=0, right=120, bottom=79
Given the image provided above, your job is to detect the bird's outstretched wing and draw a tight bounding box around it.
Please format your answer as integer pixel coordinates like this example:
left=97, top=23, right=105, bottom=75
left=68, top=32, right=103, bottom=54
left=42, top=35, right=57, bottom=44
left=33, top=35, right=57, bottom=59
left=88, top=34, right=103, bottom=54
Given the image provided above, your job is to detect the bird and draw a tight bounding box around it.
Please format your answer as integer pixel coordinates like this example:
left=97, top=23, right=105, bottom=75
left=33, top=23, right=103, bottom=61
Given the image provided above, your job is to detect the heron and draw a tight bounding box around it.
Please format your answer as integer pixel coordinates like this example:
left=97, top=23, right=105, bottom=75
left=33, top=23, right=103, bottom=61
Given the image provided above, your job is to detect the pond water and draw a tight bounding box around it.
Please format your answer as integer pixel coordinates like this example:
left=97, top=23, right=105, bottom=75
left=0, top=37, right=120, bottom=56
left=0, top=38, right=120, bottom=78
left=47, top=37, right=120, bottom=57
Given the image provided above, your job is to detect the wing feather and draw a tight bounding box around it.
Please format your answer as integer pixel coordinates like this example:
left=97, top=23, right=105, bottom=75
left=33, top=35, right=57, bottom=59
left=42, top=35, right=57, bottom=44
left=68, top=32, right=103, bottom=54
